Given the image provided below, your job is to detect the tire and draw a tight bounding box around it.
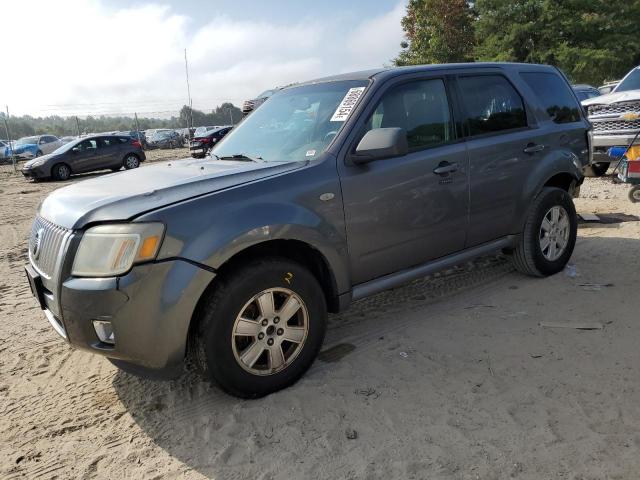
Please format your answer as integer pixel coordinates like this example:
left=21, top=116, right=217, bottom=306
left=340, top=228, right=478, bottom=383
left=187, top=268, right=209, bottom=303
left=51, top=163, right=71, bottom=181
left=510, top=187, right=577, bottom=277
left=629, top=185, right=640, bottom=203
left=123, top=154, right=140, bottom=170
left=191, top=257, right=327, bottom=398
left=583, top=162, right=609, bottom=177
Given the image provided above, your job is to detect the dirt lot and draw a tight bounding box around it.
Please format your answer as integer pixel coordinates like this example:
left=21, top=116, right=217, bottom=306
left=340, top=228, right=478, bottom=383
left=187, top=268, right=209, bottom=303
left=1, top=153, right=640, bottom=480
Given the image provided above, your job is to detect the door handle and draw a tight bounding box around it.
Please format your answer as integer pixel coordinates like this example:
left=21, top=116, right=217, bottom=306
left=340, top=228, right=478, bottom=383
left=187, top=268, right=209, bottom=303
left=523, top=143, right=545, bottom=154
left=433, top=161, right=458, bottom=175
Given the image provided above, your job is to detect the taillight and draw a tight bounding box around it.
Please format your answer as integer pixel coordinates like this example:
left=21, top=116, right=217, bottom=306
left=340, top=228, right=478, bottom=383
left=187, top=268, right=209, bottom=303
left=198, top=137, right=210, bottom=144
left=131, top=140, right=141, bottom=148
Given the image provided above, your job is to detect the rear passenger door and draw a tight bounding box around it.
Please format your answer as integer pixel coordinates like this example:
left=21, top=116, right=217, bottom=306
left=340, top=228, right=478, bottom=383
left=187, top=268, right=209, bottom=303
left=456, top=73, right=546, bottom=246
left=98, top=137, right=123, bottom=168
left=339, top=76, right=469, bottom=284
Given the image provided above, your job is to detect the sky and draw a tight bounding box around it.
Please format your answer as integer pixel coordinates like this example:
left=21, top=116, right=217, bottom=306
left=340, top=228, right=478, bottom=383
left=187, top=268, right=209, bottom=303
left=0, top=0, right=406, bottom=118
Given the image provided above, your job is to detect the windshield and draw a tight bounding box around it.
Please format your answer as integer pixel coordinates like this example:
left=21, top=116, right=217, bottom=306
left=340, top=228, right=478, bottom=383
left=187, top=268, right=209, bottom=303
left=213, top=80, right=369, bottom=163
left=194, top=126, right=214, bottom=136
left=16, top=136, right=38, bottom=145
left=51, top=137, right=85, bottom=154
left=614, top=68, right=640, bottom=93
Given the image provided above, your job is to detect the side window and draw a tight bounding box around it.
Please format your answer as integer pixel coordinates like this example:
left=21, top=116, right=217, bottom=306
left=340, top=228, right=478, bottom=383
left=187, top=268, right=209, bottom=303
left=458, top=75, right=527, bottom=136
left=520, top=72, right=581, bottom=124
left=100, top=137, right=116, bottom=147
left=363, top=79, right=453, bottom=150
left=75, top=139, right=97, bottom=151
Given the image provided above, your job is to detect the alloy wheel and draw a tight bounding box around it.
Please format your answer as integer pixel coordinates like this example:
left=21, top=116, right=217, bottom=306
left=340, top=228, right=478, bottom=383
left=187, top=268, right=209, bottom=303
left=539, top=206, right=570, bottom=261
left=231, top=288, right=309, bottom=376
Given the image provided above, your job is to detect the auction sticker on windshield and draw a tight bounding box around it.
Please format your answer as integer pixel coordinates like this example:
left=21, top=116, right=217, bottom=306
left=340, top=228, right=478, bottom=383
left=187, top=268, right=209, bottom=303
left=330, top=87, right=366, bottom=122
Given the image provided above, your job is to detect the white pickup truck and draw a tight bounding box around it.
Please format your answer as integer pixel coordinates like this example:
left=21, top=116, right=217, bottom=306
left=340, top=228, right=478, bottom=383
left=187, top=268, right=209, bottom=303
left=583, top=66, right=640, bottom=176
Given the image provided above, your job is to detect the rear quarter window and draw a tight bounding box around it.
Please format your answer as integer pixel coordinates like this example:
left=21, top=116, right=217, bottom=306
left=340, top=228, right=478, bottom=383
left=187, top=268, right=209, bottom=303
left=521, top=72, right=581, bottom=124
left=457, top=75, right=527, bottom=136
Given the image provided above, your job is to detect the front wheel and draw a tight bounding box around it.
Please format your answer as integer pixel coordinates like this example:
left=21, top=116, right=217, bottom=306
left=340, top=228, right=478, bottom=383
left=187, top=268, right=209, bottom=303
left=191, top=258, right=327, bottom=398
left=35, top=150, right=43, bottom=158
left=51, top=163, right=71, bottom=181
left=123, top=154, right=140, bottom=169
left=629, top=185, right=640, bottom=203
left=510, top=187, right=577, bottom=277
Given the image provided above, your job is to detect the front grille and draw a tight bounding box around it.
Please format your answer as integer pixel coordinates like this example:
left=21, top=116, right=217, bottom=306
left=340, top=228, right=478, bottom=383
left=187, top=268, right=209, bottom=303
left=592, top=119, right=640, bottom=133
left=29, top=216, right=70, bottom=279
left=589, top=102, right=640, bottom=116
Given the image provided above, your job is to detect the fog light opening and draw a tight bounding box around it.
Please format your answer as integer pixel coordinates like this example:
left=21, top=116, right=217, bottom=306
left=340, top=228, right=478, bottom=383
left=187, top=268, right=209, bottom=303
left=93, top=320, right=115, bottom=345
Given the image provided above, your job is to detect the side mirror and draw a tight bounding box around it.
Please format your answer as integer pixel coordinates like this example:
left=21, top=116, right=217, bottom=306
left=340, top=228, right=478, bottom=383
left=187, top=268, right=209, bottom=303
left=350, top=128, right=408, bottom=165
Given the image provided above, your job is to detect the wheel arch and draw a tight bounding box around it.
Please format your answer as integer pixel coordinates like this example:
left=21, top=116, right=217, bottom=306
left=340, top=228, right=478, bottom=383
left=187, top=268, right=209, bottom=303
left=51, top=161, right=72, bottom=178
left=185, top=238, right=342, bottom=365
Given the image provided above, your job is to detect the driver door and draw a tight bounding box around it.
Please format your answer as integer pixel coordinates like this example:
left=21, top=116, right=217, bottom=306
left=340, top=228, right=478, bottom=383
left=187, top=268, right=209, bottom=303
left=338, top=76, right=469, bottom=284
left=70, top=139, right=99, bottom=172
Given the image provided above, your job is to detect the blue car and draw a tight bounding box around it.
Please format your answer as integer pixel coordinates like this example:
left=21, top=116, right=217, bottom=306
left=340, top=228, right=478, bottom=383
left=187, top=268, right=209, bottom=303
left=4, top=135, right=63, bottom=159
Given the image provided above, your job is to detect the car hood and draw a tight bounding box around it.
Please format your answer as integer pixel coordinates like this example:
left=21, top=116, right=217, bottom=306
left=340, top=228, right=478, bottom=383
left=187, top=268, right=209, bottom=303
left=582, top=89, right=640, bottom=106
left=39, top=158, right=305, bottom=229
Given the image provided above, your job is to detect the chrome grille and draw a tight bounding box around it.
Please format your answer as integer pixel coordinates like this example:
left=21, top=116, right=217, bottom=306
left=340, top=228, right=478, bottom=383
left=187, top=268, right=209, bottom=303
left=589, top=102, right=640, bottom=116
left=29, top=216, right=70, bottom=279
left=592, top=119, right=640, bottom=133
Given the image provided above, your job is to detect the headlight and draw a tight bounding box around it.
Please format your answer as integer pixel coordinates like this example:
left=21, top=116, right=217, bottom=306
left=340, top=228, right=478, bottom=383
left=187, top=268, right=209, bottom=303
left=30, top=158, right=46, bottom=167
left=72, top=223, right=165, bottom=277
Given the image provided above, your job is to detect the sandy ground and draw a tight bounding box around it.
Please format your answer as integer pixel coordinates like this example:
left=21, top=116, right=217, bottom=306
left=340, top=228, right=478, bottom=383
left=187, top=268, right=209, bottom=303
left=1, top=155, right=639, bottom=480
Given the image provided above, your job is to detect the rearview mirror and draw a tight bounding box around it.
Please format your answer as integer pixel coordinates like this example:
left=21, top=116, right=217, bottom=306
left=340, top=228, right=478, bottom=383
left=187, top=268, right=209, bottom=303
left=350, top=128, right=408, bottom=165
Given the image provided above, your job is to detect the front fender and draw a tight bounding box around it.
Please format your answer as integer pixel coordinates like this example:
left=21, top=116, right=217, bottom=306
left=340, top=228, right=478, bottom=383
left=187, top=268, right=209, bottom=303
left=138, top=158, right=350, bottom=295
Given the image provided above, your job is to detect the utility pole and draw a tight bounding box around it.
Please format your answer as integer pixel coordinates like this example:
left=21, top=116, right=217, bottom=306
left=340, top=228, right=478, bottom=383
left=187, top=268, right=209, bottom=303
left=134, top=112, right=143, bottom=149
left=75, top=116, right=81, bottom=137
left=4, top=106, right=15, bottom=172
left=184, top=48, right=194, bottom=136
left=228, top=107, right=234, bottom=126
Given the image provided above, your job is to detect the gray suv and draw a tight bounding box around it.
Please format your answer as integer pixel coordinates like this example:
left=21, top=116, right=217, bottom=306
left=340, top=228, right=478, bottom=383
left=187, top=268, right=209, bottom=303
left=25, top=63, right=589, bottom=398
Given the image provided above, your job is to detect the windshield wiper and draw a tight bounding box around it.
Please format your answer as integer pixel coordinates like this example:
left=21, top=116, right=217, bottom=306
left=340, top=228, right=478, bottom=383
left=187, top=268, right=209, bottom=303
left=217, top=154, right=263, bottom=162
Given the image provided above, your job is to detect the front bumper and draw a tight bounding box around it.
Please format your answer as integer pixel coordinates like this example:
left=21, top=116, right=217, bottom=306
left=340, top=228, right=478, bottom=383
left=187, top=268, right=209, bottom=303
left=27, top=259, right=215, bottom=375
left=591, top=133, right=640, bottom=163
left=21, top=165, right=48, bottom=179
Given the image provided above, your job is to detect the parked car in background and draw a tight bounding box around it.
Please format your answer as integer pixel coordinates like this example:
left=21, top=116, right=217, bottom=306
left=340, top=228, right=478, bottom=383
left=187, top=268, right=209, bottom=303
left=59, top=136, right=78, bottom=145
left=598, top=80, right=620, bottom=95
left=21, top=135, right=145, bottom=180
left=0, top=140, right=12, bottom=163
left=117, top=130, right=148, bottom=149
left=189, top=125, right=232, bottom=158
left=6, top=135, right=63, bottom=159
left=242, top=89, right=278, bottom=116
left=573, top=84, right=600, bottom=102
left=147, top=130, right=182, bottom=149
left=25, top=63, right=588, bottom=398
left=583, top=66, right=640, bottom=176
left=193, top=126, right=217, bottom=137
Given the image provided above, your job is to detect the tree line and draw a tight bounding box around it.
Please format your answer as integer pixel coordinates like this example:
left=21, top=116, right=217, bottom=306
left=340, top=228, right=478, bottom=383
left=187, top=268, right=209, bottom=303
left=395, top=0, right=640, bottom=86
left=1, top=103, right=243, bottom=140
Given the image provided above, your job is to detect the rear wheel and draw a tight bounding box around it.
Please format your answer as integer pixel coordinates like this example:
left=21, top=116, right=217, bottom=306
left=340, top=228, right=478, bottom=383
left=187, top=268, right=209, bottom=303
left=51, top=163, right=71, bottom=181
left=510, top=187, right=577, bottom=277
left=123, top=154, right=140, bottom=169
left=583, top=162, right=609, bottom=177
left=191, top=258, right=327, bottom=398
left=629, top=185, right=640, bottom=203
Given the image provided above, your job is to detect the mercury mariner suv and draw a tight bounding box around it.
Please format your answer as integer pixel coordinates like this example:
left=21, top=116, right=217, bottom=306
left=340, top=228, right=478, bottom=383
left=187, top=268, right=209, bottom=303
left=25, top=63, right=589, bottom=398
